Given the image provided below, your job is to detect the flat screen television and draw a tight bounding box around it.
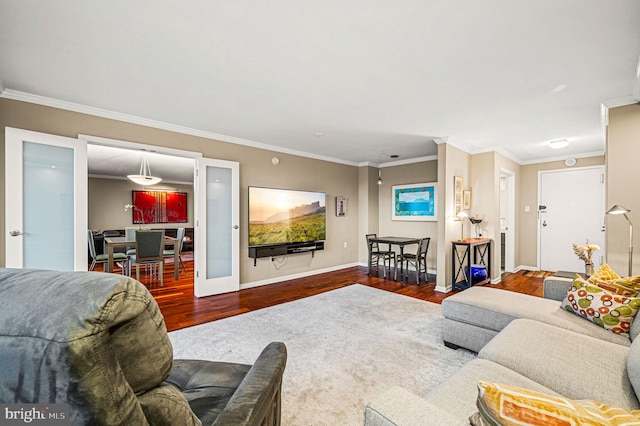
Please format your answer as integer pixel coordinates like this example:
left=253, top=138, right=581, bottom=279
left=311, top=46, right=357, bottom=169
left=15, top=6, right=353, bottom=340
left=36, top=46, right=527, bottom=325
left=248, top=187, right=326, bottom=247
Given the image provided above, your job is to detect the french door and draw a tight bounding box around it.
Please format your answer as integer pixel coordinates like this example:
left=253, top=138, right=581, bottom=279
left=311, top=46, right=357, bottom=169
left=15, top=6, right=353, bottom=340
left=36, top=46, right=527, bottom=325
left=5, top=128, right=87, bottom=270
left=194, top=157, right=240, bottom=297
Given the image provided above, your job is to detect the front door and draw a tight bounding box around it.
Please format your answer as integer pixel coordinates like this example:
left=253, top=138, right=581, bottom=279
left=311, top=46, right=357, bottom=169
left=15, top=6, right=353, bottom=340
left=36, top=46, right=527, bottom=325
left=539, top=166, right=605, bottom=272
left=194, top=157, right=240, bottom=297
left=5, top=128, right=87, bottom=270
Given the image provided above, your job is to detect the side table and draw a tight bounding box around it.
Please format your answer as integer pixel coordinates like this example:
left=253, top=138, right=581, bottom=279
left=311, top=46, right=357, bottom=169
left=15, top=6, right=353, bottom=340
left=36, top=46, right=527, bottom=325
left=452, top=238, right=492, bottom=290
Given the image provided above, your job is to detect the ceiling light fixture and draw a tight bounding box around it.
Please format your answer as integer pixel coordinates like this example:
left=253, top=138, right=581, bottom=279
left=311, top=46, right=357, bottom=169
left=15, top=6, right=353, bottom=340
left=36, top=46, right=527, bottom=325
left=549, top=139, right=569, bottom=149
left=380, top=152, right=399, bottom=160
left=127, top=155, right=162, bottom=186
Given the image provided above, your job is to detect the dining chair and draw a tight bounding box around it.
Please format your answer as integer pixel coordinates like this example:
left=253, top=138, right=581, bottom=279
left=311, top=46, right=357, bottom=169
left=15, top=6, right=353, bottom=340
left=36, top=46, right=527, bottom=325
left=124, top=227, right=139, bottom=257
left=366, top=234, right=396, bottom=279
left=129, top=230, right=165, bottom=286
left=163, top=227, right=186, bottom=273
left=88, top=230, right=129, bottom=274
left=102, top=230, right=125, bottom=255
left=397, top=237, right=430, bottom=284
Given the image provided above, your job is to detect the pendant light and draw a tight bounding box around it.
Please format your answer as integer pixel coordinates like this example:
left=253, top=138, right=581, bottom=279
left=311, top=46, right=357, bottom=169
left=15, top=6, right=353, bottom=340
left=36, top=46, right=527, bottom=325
left=127, top=155, right=162, bottom=186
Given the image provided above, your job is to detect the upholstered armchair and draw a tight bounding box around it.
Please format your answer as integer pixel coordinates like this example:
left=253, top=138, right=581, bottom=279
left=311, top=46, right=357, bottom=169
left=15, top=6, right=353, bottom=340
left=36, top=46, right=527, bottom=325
left=0, top=268, right=286, bottom=425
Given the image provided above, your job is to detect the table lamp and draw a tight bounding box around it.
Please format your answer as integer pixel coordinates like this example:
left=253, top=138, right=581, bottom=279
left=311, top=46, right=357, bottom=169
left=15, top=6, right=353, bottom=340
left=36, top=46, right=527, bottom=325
left=456, top=211, right=469, bottom=241
left=606, top=205, right=633, bottom=276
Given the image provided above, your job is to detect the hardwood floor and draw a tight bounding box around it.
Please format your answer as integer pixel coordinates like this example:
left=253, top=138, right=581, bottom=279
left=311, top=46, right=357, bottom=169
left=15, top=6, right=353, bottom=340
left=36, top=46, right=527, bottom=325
left=129, top=258, right=548, bottom=332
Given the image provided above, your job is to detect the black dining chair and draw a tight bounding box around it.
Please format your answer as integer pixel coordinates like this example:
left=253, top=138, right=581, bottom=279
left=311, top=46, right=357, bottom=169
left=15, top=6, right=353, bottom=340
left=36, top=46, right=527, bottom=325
left=397, top=237, right=430, bottom=284
left=366, top=234, right=396, bottom=279
left=129, top=230, right=165, bottom=285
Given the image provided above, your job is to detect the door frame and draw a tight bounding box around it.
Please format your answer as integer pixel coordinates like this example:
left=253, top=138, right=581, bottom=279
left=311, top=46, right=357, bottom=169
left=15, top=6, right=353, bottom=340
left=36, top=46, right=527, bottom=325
left=500, top=168, right=515, bottom=273
left=79, top=134, right=203, bottom=268
left=536, top=165, right=605, bottom=271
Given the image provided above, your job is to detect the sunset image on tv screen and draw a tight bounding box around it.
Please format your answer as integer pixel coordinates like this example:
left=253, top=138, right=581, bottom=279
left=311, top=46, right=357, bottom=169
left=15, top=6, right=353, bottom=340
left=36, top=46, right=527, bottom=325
left=249, top=187, right=326, bottom=246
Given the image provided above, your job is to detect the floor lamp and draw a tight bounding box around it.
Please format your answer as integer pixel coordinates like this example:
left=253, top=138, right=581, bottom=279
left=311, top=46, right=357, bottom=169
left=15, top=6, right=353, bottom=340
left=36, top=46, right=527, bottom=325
left=606, top=205, right=633, bottom=276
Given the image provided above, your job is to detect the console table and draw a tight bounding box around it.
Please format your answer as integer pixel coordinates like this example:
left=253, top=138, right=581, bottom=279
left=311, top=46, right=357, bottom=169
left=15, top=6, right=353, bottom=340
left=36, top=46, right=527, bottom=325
left=451, top=238, right=492, bottom=290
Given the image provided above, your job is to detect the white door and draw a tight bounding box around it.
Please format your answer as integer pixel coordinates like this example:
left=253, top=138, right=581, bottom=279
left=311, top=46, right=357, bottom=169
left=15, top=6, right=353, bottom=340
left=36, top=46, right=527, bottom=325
left=194, top=157, right=240, bottom=297
left=5, top=128, right=87, bottom=270
left=539, top=166, right=605, bottom=272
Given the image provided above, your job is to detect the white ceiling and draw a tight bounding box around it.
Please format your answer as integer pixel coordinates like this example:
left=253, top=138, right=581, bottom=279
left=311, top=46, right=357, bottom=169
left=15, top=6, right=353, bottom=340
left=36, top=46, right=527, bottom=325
left=1, top=0, right=640, bottom=170
left=87, top=144, right=195, bottom=184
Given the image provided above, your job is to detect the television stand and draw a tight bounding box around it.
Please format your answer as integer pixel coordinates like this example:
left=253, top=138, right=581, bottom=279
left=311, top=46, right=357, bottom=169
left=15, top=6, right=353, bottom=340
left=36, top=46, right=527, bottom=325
left=249, top=241, right=325, bottom=266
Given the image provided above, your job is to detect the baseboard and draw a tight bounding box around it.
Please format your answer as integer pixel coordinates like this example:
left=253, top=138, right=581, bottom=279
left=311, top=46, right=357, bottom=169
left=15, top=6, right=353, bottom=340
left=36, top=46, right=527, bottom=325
left=241, top=262, right=360, bottom=290
left=515, top=265, right=539, bottom=272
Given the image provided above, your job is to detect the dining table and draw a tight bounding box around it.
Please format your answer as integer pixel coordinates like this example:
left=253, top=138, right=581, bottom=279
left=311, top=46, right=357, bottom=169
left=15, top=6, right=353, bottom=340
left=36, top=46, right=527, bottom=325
left=368, top=236, right=421, bottom=280
left=104, top=235, right=180, bottom=280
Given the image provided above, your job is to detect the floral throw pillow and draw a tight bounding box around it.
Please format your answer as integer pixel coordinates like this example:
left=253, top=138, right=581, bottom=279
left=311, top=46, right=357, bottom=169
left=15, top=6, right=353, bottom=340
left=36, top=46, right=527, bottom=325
left=562, top=276, right=640, bottom=336
left=469, top=381, right=640, bottom=426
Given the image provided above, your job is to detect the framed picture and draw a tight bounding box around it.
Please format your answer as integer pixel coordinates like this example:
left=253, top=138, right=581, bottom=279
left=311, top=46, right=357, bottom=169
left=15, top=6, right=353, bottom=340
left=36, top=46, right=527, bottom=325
left=392, top=182, right=437, bottom=221
left=454, top=176, right=463, bottom=193
left=454, top=176, right=463, bottom=216
left=463, top=190, right=472, bottom=210
left=336, top=196, right=347, bottom=217
left=132, top=191, right=188, bottom=224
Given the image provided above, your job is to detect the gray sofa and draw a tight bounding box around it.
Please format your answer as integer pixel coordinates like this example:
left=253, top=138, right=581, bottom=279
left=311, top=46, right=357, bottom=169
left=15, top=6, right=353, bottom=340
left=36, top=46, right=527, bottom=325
left=0, top=268, right=287, bottom=425
left=365, top=277, right=640, bottom=425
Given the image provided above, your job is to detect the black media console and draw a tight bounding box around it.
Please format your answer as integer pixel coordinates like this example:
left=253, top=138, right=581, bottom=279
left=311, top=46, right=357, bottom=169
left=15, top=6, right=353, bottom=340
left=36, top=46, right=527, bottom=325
left=249, top=241, right=324, bottom=266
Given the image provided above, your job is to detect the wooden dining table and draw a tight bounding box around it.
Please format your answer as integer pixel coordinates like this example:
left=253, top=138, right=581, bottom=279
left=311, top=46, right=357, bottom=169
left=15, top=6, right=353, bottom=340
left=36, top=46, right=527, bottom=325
left=104, top=235, right=180, bottom=280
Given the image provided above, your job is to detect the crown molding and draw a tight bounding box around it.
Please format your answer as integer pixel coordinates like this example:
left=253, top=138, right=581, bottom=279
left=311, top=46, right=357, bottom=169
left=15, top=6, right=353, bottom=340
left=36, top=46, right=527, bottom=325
left=0, top=89, right=360, bottom=167
left=633, top=54, right=640, bottom=101
left=518, top=150, right=605, bottom=166
left=0, top=88, right=620, bottom=169
left=600, top=95, right=639, bottom=145
left=379, top=155, right=438, bottom=168
left=356, top=154, right=438, bottom=168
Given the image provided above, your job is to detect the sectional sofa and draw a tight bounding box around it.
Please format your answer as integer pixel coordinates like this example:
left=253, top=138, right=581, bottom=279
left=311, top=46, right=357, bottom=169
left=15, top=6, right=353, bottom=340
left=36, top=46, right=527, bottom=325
left=364, top=276, right=640, bottom=425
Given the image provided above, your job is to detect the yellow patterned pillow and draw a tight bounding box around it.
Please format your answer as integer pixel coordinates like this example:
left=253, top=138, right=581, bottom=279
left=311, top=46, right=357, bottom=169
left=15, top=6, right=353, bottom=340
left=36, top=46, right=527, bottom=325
left=588, top=264, right=640, bottom=295
left=595, top=279, right=639, bottom=297
left=471, top=381, right=640, bottom=426
left=588, top=264, right=620, bottom=283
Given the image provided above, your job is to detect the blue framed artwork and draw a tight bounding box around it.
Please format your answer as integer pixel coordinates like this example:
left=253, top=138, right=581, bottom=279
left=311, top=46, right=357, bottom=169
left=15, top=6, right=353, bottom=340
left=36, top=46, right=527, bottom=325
left=392, top=182, right=437, bottom=221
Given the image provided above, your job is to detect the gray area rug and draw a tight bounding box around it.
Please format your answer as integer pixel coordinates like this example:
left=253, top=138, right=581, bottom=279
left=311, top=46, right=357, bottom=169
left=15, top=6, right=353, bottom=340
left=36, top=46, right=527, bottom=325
left=168, top=284, right=475, bottom=425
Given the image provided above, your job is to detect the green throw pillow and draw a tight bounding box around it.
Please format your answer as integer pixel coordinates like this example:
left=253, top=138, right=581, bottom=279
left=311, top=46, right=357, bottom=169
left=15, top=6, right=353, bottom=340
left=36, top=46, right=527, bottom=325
left=562, top=276, right=640, bottom=336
